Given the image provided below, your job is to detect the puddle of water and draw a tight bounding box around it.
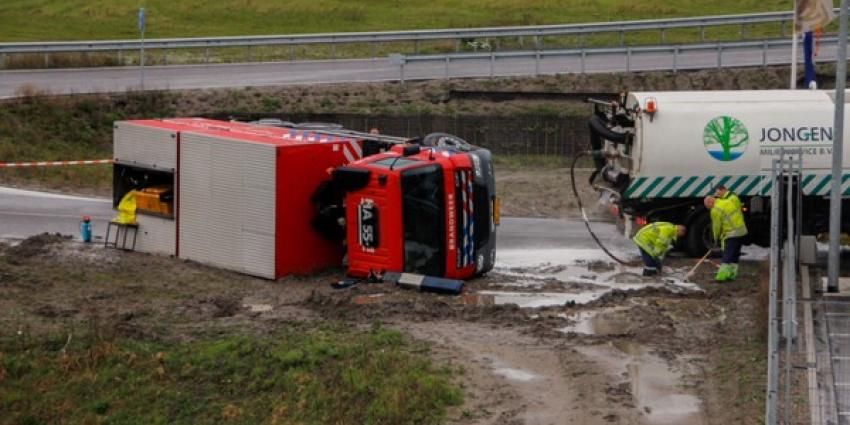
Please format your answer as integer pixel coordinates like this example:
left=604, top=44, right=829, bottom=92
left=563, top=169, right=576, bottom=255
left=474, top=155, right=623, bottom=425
left=484, top=355, right=541, bottom=382
left=467, top=291, right=608, bottom=308
left=558, top=307, right=631, bottom=335
left=577, top=342, right=703, bottom=425
left=244, top=304, right=272, bottom=312
left=494, top=367, right=540, bottom=382
left=495, top=248, right=704, bottom=293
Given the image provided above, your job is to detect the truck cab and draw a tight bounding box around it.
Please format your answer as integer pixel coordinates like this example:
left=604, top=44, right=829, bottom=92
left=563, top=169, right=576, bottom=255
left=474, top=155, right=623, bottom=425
left=337, top=142, right=497, bottom=280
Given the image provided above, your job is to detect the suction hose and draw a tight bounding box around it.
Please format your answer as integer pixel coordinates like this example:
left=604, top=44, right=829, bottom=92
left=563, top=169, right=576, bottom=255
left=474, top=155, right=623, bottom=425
left=570, top=151, right=639, bottom=267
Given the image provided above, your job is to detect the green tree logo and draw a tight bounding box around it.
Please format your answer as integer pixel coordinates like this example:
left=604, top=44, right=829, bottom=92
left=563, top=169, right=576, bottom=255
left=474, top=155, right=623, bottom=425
left=703, top=116, right=749, bottom=161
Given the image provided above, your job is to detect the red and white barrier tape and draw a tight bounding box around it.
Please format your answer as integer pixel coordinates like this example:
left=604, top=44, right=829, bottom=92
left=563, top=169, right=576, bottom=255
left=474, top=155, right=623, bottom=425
left=0, top=159, right=113, bottom=168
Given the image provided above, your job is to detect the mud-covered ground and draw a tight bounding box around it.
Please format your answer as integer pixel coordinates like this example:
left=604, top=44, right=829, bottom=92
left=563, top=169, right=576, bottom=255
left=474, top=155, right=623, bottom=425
left=0, top=235, right=767, bottom=424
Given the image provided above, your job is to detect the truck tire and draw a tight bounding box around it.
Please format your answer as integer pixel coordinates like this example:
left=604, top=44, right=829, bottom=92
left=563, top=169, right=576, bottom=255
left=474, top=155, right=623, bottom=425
left=421, top=132, right=472, bottom=149
left=686, top=211, right=714, bottom=257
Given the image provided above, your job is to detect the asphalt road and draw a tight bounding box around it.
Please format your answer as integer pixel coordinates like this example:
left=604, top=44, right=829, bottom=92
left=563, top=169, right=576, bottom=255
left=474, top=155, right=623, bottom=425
left=0, top=42, right=840, bottom=98
left=0, top=187, right=114, bottom=240
left=0, top=187, right=629, bottom=253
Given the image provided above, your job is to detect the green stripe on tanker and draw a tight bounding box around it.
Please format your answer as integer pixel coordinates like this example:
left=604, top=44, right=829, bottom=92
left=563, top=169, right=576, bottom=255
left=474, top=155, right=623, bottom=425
left=624, top=174, right=850, bottom=199
left=638, top=177, right=665, bottom=198
left=811, top=175, right=832, bottom=196
left=656, top=176, right=682, bottom=197
left=672, top=176, right=699, bottom=197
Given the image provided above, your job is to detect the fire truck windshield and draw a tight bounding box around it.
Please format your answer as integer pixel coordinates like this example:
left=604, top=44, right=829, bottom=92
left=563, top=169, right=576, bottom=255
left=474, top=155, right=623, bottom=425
left=401, top=164, right=446, bottom=276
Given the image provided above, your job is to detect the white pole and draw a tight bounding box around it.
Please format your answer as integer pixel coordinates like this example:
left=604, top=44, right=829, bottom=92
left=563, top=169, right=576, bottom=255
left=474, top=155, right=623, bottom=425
left=790, top=0, right=798, bottom=89
left=828, top=0, right=849, bottom=292
left=139, top=8, right=146, bottom=90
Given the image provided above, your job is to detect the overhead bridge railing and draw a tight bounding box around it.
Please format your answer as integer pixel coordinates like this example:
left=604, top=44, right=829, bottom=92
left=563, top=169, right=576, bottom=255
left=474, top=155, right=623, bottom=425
left=0, top=9, right=837, bottom=68
left=389, top=37, right=844, bottom=81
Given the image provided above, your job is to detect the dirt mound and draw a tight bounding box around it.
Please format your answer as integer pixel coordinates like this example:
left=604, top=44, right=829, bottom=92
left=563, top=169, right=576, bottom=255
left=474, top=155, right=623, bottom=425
left=304, top=285, right=527, bottom=324
left=5, top=233, right=71, bottom=264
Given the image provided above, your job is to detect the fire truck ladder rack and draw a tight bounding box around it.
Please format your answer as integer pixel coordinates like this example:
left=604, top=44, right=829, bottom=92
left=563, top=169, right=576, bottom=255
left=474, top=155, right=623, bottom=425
left=304, top=128, right=412, bottom=145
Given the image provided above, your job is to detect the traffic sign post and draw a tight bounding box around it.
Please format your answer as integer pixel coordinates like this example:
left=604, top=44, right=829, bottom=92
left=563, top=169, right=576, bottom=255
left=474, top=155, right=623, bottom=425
left=139, top=8, right=146, bottom=89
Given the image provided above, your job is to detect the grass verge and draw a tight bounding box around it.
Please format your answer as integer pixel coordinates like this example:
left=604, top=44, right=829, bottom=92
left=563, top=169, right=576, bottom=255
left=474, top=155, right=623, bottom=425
left=0, top=1, right=792, bottom=42
left=0, top=323, right=462, bottom=425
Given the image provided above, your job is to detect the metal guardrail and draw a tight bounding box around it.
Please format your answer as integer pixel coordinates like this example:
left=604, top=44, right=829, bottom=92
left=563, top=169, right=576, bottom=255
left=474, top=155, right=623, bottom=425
left=390, top=37, right=842, bottom=81
left=0, top=9, right=835, bottom=55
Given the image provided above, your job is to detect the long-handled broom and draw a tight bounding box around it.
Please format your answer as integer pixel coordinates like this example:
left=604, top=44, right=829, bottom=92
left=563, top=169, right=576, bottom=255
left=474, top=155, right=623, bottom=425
left=684, top=250, right=713, bottom=282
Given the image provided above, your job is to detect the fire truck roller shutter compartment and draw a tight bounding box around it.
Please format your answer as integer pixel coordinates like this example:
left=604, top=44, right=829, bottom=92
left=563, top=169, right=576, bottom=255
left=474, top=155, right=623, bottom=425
left=178, top=132, right=278, bottom=279
left=112, top=121, right=179, bottom=256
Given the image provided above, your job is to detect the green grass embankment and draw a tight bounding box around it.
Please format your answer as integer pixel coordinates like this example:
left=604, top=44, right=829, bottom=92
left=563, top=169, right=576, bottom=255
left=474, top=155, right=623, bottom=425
left=0, top=324, right=462, bottom=424
left=0, top=0, right=790, bottom=41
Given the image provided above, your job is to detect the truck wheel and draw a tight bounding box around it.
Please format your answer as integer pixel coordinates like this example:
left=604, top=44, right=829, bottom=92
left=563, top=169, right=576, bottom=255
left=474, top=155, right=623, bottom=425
left=686, top=212, right=714, bottom=257
left=421, top=132, right=472, bottom=149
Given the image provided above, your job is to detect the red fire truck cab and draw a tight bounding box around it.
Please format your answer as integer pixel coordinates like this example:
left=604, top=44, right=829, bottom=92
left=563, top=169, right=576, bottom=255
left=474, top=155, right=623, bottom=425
left=333, top=135, right=498, bottom=280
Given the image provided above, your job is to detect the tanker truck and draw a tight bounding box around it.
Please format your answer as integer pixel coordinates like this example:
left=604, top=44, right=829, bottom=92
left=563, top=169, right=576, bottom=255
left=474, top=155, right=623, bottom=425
left=588, top=90, right=850, bottom=256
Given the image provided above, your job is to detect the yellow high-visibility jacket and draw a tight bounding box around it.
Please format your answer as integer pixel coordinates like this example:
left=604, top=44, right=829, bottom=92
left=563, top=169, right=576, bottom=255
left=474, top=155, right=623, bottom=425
left=633, top=222, right=678, bottom=260
left=712, top=197, right=748, bottom=242
left=720, top=190, right=742, bottom=211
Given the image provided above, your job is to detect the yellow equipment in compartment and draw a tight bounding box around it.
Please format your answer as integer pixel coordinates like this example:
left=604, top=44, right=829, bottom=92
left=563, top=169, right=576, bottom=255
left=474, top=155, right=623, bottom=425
left=136, top=186, right=173, bottom=216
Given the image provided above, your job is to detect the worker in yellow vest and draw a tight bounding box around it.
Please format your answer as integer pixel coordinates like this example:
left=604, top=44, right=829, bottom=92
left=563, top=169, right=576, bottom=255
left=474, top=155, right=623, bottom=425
left=714, top=184, right=742, bottom=211
left=633, top=222, right=687, bottom=277
left=704, top=195, right=748, bottom=282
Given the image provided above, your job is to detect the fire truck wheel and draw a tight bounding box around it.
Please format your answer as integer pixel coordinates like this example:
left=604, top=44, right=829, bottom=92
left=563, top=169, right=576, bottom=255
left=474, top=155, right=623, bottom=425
left=421, top=132, right=472, bottom=149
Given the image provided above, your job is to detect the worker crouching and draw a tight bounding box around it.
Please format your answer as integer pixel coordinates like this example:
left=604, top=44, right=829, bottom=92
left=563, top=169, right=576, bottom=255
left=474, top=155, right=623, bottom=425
left=704, top=195, right=748, bottom=282
left=633, top=222, right=687, bottom=277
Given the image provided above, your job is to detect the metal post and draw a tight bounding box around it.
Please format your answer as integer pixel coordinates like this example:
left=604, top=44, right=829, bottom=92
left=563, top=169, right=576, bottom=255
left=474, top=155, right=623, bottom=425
left=716, top=46, right=722, bottom=68
left=118, top=50, right=123, bottom=65
left=619, top=31, right=625, bottom=46
left=533, top=36, right=539, bottom=50
left=672, top=47, right=678, bottom=73
left=371, top=43, right=376, bottom=59
left=741, top=23, right=747, bottom=40
left=44, top=53, right=49, bottom=68
left=791, top=0, right=798, bottom=89
left=626, top=48, right=631, bottom=72
left=534, top=52, right=540, bottom=76
left=580, top=51, right=586, bottom=74
left=0, top=53, right=5, bottom=69
left=700, top=26, right=705, bottom=42
left=660, top=28, right=666, bottom=43
left=399, top=62, right=405, bottom=83
left=765, top=158, right=781, bottom=425
left=783, top=155, right=796, bottom=425
left=489, top=52, right=495, bottom=78
left=331, top=44, right=336, bottom=60
left=205, top=48, right=210, bottom=63
left=791, top=34, right=799, bottom=89
left=455, top=39, right=461, bottom=52
left=444, top=56, right=450, bottom=79
left=828, top=0, right=849, bottom=293
left=247, top=46, right=252, bottom=62
left=781, top=20, right=787, bottom=37
left=163, top=49, right=168, bottom=65
left=290, top=45, right=295, bottom=61
left=762, top=41, right=768, bottom=67
left=414, top=40, right=419, bottom=54
left=139, top=8, right=145, bottom=90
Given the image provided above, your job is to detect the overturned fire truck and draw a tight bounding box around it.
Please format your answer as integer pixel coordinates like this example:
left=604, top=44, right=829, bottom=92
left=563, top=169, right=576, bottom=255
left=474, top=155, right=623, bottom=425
left=112, top=118, right=497, bottom=280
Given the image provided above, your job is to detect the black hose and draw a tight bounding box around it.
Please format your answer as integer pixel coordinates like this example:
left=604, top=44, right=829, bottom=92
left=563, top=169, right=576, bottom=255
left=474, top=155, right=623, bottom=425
left=571, top=151, right=639, bottom=267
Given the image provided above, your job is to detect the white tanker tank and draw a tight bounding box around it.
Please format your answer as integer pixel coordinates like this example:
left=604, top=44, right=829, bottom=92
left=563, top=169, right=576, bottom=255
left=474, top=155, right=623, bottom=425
left=588, top=90, right=850, bottom=255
